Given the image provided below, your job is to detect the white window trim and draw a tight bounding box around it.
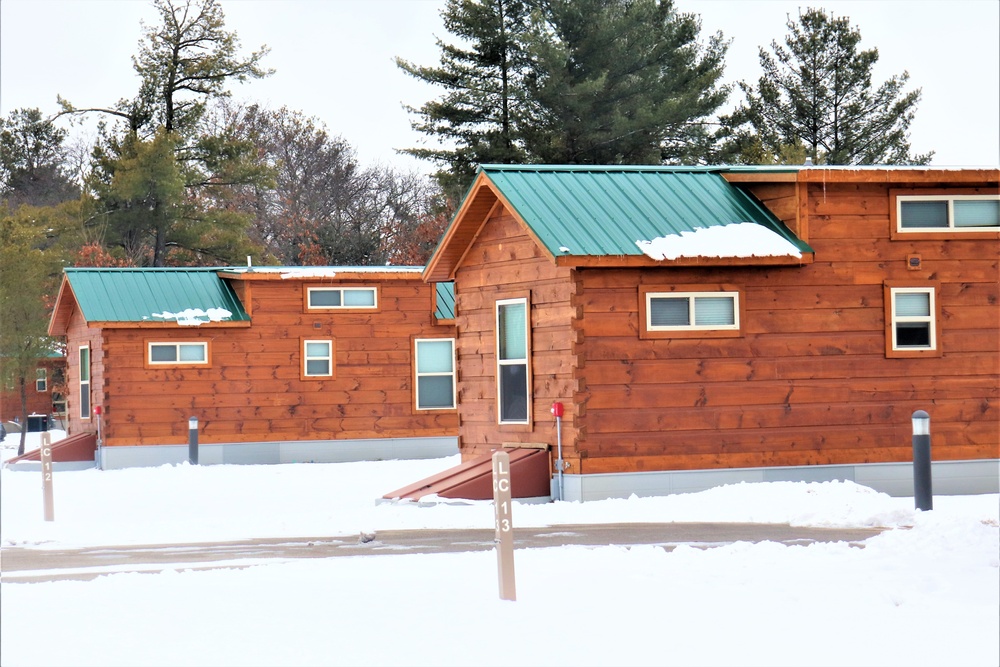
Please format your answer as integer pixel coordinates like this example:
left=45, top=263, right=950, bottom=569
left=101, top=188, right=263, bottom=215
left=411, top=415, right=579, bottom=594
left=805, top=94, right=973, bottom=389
left=414, top=338, right=456, bottom=410
left=79, top=345, right=91, bottom=421
left=306, top=286, right=378, bottom=310
left=36, top=368, right=47, bottom=392
left=496, top=297, right=531, bottom=425
left=889, top=287, right=937, bottom=351
left=147, top=342, right=209, bottom=365
left=896, top=194, right=1000, bottom=232
left=303, top=339, right=334, bottom=377
left=645, top=291, right=740, bottom=332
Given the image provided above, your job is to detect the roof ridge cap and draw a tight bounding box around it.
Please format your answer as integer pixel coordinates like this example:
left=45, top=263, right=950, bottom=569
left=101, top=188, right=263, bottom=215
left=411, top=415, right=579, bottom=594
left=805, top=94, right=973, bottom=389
left=480, top=163, right=720, bottom=173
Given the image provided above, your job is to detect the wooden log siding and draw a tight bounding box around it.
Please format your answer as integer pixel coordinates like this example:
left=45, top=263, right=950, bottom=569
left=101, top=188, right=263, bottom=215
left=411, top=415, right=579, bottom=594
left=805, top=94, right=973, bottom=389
left=63, top=306, right=103, bottom=436
left=97, top=276, right=457, bottom=447
left=574, top=179, right=999, bottom=474
left=453, top=207, right=584, bottom=467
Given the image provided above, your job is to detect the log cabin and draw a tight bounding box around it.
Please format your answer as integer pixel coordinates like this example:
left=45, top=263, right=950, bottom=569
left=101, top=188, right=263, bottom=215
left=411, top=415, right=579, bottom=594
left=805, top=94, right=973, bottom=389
left=417, top=164, right=999, bottom=501
left=0, top=353, right=66, bottom=430
left=46, top=266, right=458, bottom=468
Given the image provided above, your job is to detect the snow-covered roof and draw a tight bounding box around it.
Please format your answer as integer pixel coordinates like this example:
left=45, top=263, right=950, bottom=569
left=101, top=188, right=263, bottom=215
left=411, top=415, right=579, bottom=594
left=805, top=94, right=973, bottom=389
left=50, top=268, right=250, bottom=332
left=636, top=222, right=803, bottom=261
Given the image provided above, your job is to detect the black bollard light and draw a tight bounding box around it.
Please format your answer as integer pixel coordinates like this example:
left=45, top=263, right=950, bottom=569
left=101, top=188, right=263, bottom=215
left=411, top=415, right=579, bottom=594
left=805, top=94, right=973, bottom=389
left=912, top=410, right=932, bottom=511
left=188, top=416, right=199, bottom=465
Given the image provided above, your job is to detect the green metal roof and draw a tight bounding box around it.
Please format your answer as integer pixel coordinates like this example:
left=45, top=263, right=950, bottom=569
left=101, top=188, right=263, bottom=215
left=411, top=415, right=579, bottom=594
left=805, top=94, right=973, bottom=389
left=479, top=165, right=813, bottom=256
left=64, top=268, right=250, bottom=324
left=434, top=282, right=455, bottom=321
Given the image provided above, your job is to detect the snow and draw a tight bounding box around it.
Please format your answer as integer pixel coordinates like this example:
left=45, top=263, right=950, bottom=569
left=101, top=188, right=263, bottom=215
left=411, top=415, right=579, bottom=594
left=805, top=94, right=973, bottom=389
left=280, top=268, right=340, bottom=279
left=150, top=307, right=233, bottom=325
left=2, top=431, right=997, bottom=667
left=273, top=266, right=425, bottom=279
left=637, top=222, right=803, bottom=260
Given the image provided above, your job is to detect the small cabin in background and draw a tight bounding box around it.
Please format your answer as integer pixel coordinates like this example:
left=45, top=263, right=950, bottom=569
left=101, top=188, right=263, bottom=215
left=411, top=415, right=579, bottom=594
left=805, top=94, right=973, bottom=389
left=47, top=266, right=458, bottom=468
left=0, top=352, right=66, bottom=430
left=417, top=165, right=999, bottom=501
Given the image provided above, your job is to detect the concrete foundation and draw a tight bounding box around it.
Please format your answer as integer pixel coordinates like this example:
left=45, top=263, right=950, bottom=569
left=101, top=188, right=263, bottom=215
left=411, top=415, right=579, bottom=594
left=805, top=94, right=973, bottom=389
left=561, top=459, right=1000, bottom=502
left=94, top=436, right=459, bottom=470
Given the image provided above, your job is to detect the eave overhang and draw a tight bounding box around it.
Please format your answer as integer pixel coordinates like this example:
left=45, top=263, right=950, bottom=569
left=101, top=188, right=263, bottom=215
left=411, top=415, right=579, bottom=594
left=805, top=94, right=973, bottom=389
left=48, top=275, right=78, bottom=337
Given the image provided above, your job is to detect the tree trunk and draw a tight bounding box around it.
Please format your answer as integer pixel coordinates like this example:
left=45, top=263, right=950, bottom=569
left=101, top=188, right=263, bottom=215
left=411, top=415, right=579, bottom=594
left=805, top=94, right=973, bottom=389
left=499, top=0, right=511, bottom=156
left=153, top=222, right=168, bottom=267
left=17, top=375, right=27, bottom=456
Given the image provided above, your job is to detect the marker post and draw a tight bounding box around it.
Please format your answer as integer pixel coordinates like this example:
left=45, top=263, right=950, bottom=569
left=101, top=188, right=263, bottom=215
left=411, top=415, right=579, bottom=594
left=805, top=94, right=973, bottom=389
left=40, top=432, right=54, bottom=521
left=492, top=450, right=516, bottom=601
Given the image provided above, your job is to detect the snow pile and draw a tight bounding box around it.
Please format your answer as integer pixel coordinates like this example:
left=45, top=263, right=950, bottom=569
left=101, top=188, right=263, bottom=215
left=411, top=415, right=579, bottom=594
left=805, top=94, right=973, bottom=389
left=637, top=221, right=803, bottom=260
left=151, top=307, right=232, bottom=326
left=279, top=268, right=339, bottom=279
left=277, top=267, right=424, bottom=279
left=512, top=480, right=917, bottom=529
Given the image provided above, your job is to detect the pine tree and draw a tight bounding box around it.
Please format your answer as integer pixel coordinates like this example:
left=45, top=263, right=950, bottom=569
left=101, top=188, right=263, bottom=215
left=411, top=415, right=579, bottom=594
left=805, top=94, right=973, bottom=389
left=397, top=0, right=530, bottom=201
left=519, top=0, right=729, bottom=165
left=0, top=108, right=79, bottom=209
left=0, top=207, right=66, bottom=455
left=399, top=0, right=729, bottom=196
left=724, top=7, right=932, bottom=165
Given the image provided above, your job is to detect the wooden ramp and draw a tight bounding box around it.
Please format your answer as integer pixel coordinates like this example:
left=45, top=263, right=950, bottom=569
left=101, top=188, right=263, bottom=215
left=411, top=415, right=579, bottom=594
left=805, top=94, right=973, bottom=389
left=384, top=446, right=552, bottom=501
left=5, top=433, right=97, bottom=464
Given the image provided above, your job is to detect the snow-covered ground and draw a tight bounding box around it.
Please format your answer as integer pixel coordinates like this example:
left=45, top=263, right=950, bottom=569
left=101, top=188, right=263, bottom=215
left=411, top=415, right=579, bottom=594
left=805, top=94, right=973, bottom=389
left=2, top=431, right=997, bottom=667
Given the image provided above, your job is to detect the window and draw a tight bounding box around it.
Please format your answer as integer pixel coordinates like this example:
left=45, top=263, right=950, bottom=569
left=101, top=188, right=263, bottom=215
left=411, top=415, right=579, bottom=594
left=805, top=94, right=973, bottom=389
left=496, top=298, right=530, bottom=424
left=302, top=339, right=335, bottom=378
left=148, top=342, right=208, bottom=365
left=645, top=292, right=740, bottom=331
left=896, top=195, right=1000, bottom=232
left=885, top=284, right=940, bottom=358
left=79, top=345, right=90, bottom=420
left=36, top=368, right=47, bottom=392
left=306, top=287, right=377, bottom=310
left=639, top=285, right=743, bottom=339
left=415, top=339, right=456, bottom=410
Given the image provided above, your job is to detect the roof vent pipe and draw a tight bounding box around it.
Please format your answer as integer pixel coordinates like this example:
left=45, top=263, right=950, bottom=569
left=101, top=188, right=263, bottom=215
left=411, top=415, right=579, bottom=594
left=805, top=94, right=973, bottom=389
left=803, top=156, right=814, bottom=166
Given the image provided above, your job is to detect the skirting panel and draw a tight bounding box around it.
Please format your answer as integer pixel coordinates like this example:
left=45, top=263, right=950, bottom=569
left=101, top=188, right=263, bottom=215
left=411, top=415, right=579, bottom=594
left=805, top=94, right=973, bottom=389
left=561, top=459, right=1000, bottom=502
left=97, top=437, right=459, bottom=470
left=5, top=460, right=97, bottom=473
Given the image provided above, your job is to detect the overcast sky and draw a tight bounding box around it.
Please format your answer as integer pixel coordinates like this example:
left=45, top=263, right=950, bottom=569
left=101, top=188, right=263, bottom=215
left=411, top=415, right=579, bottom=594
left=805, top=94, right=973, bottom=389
left=1, top=0, right=998, bottom=174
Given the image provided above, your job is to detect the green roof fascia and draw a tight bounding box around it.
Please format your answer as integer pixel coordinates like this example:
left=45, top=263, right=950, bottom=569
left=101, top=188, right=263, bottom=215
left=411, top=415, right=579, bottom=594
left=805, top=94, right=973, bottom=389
left=64, top=267, right=250, bottom=324
left=482, top=164, right=724, bottom=173
left=479, top=165, right=813, bottom=256
left=479, top=164, right=802, bottom=174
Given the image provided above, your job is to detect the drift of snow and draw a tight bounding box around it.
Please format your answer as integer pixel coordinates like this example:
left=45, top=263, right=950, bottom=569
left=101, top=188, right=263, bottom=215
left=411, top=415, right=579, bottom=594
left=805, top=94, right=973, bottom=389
left=276, top=266, right=424, bottom=279
left=2, top=431, right=997, bottom=667
left=637, top=222, right=803, bottom=260
left=280, top=268, right=339, bottom=279
left=151, top=307, right=233, bottom=326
